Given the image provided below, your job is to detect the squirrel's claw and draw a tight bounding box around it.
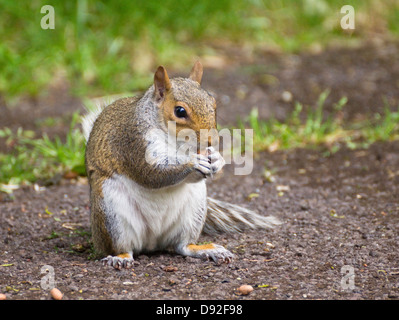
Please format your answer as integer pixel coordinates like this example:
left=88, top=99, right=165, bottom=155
left=192, top=148, right=225, bottom=178
left=207, top=150, right=225, bottom=176
left=209, top=245, right=235, bottom=265
left=179, top=243, right=235, bottom=264
left=101, top=254, right=135, bottom=270
left=192, top=154, right=212, bottom=177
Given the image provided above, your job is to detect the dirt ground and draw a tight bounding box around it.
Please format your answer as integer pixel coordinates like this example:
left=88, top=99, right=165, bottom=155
left=1, top=39, right=398, bottom=300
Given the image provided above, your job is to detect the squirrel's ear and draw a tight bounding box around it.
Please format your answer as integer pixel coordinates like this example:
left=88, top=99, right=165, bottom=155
left=189, top=60, right=203, bottom=85
left=154, top=66, right=171, bottom=101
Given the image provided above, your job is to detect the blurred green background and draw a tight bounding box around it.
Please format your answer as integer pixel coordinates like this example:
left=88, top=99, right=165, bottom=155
left=1, top=0, right=398, bottom=100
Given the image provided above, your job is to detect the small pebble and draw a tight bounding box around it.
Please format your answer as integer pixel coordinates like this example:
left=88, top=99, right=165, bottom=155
left=238, top=285, right=253, bottom=295
left=281, top=90, right=293, bottom=102
left=0, top=293, right=6, bottom=300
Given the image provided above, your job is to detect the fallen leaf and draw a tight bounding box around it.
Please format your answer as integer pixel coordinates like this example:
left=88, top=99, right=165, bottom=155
left=163, top=266, right=178, bottom=272
left=63, top=171, right=78, bottom=179
left=268, top=141, right=280, bottom=152
left=246, top=193, right=259, bottom=200
left=71, top=244, right=85, bottom=252
left=62, top=222, right=82, bottom=230
left=330, top=209, right=345, bottom=219
left=276, top=185, right=290, bottom=192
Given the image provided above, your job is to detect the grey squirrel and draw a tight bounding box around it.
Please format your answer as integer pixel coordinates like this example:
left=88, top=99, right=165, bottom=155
left=83, top=61, right=281, bottom=269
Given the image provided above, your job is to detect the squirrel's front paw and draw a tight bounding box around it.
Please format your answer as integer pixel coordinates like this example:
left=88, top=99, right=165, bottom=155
left=191, top=153, right=212, bottom=178
left=101, top=253, right=135, bottom=270
left=191, top=147, right=225, bottom=179
left=206, top=146, right=225, bottom=176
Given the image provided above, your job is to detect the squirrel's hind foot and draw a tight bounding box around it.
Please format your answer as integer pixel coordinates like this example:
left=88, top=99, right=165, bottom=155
left=101, top=252, right=135, bottom=270
left=178, top=243, right=235, bottom=264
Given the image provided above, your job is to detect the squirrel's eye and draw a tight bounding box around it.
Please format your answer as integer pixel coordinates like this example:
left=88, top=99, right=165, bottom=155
left=174, top=106, right=187, bottom=119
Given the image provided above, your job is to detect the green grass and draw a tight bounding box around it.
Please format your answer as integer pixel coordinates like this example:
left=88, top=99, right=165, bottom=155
left=1, top=92, right=399, bottom=187
left=244, top=90, right=347, bottom=152
left=359, top=103, right=399, bottom=145
left=0, top=0, right=258, bottom=99
left=0, top=0, right=398, bottom=101
left=241, top=91, right=399, bottom=155
left=0, top=112, right=85, bottom=187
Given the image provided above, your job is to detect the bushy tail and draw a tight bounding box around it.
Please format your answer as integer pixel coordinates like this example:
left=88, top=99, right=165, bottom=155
left=81, top=100, right=105, bottom=143
left=204, top=197, right=282, bottom=235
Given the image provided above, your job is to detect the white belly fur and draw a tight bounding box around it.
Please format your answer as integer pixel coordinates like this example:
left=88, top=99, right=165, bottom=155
left=102, top=174, right=207, bottom=253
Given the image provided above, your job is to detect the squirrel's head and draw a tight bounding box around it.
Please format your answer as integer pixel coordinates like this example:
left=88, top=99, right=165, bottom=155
left=153, top=61, right=218, bottom=153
